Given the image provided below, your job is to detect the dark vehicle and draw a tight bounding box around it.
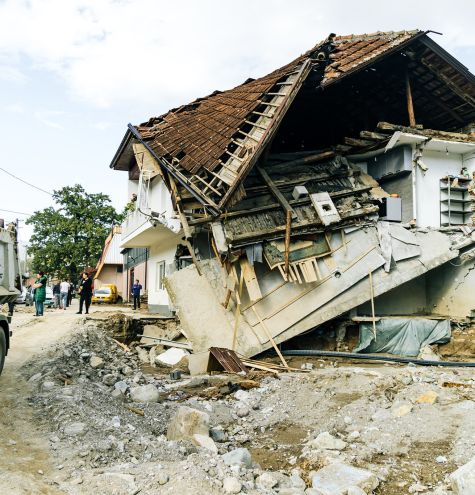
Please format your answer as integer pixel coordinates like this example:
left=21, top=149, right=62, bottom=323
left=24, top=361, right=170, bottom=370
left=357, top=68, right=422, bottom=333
left=0, top=224, right=20, bottom=374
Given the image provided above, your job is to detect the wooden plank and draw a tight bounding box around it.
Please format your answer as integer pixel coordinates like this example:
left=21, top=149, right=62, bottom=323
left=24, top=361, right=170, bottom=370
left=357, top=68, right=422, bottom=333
left=257, top=166, right=297, bottom=219
left=251, top=306, right=289, bottom=369
left=239, top=258, right=262, bottom=302
left=284, top=210, right=292, bottom=280
left=211, top=222, right=228, bottom=254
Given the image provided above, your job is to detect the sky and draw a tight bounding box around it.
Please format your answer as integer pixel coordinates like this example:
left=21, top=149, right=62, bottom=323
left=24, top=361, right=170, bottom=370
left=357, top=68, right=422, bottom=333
left=0, top=0, right=474, bottom=250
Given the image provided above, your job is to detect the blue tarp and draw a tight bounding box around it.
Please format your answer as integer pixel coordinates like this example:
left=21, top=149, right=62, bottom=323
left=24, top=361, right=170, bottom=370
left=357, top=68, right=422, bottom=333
left=354, top=318, right=451, bottom=357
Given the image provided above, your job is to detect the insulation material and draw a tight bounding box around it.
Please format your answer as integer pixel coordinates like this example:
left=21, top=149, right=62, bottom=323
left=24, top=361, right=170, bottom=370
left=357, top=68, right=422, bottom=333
left=354, top=318, right=451, bottom=357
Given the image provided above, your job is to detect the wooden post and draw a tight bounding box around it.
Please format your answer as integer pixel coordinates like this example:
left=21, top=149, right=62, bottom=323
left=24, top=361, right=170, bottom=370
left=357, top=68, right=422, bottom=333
left=251, top=306, right=289, bottom=368
left=405, top=70, right=416, bottom=128
left=369, top=271, right=377, bottom=341
left=284, top=210, right=292, bottom=281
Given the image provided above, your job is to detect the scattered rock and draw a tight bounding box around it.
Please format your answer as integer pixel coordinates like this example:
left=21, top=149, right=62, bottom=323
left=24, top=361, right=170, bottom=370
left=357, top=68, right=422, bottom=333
left=222, top=448, right=252, bottom=468
left=114, top=380, right=128, bottom=394
left=157, top=472, right=169, bottom=485
left=256, top=472, right=279, bottom=490
left=392, top=402, right=413, bottom=418
left=309, top=431, right=347, bottom=451
left=436, top=456, right=448, bottom=464
left=155, top=348, right=190, bottom=367
left=192, top=433, right=217, bottom=453
left=416, top=390, right=439, bottom=404
left=348, top=431, right=360, bottom=441
left=64, top=422, right=86, bottom=437
left=102, top=374, right=118, bottom=386
left=347, top=487, right=367, bottom=495
left=89, top=356, right=104, bottom=369
left=450, top=456, right=475, bottom=494
left=236, top=407, right=250, bottom=418
left=130, top=384, right=160, bottom=403
left=312, top=462, right=379, bottom=493
left=223, top=476, right=242, bottom=494
left=136, top=347, right=150, bottom=364
left=210, top=427, right=226, bottom=442
left=418, top=345, right=441, bottom=361
left=167, top=406, right=209, bottom=441
left=41, top=381, right=56, bottom=391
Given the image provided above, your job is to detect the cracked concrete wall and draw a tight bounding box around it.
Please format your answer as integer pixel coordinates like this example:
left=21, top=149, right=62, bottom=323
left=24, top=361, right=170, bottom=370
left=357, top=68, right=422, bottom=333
left=427, top=260, right=475, bottom=318
left=357, top=275, right=427, bottom=316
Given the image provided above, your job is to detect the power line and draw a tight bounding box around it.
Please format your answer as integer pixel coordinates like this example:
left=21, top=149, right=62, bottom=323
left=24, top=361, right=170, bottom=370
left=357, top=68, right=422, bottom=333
left=0, top=166, right=53, bottom=196
left=0, top=208, right=32, bottom=216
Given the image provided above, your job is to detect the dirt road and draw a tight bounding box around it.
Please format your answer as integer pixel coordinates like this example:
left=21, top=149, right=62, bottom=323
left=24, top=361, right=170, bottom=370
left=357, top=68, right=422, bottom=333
left=0, top=304, right=128, bottom=494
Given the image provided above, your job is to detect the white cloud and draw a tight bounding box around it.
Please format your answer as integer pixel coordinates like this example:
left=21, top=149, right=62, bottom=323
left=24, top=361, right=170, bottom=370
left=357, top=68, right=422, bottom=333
left=0, top=0, right=473, bottom=111
left=34, top=110, right=65, bottom=129
left=5, top=103, right=25, bottom=114
left=0, top=64, right=27, bottom=83
left=91, top=121, right=112, bottom=131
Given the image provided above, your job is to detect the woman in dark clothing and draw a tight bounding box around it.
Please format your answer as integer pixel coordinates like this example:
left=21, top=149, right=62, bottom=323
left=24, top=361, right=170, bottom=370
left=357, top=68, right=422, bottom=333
left=76, top=272, right=93, bottom=314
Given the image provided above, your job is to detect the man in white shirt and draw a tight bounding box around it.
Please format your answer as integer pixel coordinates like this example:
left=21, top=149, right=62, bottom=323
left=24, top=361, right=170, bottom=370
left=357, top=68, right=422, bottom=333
left=60, top=279, right=70, bottom=310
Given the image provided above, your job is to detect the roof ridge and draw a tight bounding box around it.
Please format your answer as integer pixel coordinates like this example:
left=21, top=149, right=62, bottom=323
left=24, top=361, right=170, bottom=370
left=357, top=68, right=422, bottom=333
left=334, top=29, right=421, bottom=43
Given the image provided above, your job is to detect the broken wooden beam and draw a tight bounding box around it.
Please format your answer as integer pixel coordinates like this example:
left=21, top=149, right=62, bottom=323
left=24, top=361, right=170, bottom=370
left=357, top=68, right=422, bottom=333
left=269, top=150, right=335, bottom=168
left=405, top=70, right=416, bottom=127
left=344, top=137, right=374, bottom=148
left=359, top=131, right=388, bottom=141
left=256, top=166, right=298, bottom=220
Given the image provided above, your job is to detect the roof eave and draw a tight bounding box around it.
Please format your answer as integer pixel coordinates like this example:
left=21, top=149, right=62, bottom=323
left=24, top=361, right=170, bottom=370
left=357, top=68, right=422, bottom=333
left=110, top=128, right=133, bottom=170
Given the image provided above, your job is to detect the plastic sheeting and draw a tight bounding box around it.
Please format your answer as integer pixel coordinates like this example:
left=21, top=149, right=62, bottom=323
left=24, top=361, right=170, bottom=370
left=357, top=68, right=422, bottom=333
left=354, top=318, right=451, bottom=357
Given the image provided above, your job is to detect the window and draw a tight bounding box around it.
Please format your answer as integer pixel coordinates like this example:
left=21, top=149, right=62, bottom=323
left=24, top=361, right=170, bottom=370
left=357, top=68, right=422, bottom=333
left=156, top=261, right=166, bottom=291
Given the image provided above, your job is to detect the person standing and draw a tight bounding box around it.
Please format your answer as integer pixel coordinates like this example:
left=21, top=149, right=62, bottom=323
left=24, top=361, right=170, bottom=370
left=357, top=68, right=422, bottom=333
left=67, top=280, right=73, bottom=307
left=33, top=271, right=47, bottom=317
left=76, top=272, right=92, bottom=314
left=132, top=279, right=142, bottom=310
left=52, top=281, right=61, bottom=309
left=60, top=278, right=70, bottom=310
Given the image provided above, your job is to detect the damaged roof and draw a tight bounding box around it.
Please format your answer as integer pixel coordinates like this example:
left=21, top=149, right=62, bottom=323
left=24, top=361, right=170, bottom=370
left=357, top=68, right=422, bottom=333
left=132, top=30, right=422, bottom=174
left=112, top=29, right=475, bottom=213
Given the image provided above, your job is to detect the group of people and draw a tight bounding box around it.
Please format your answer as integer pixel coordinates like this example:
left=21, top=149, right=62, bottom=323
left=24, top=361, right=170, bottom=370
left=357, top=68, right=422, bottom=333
left=30, top=272, right=142, bottom=316
left=52, top=279, right=74, bottom=310
left=32, top=271, right=94, bottom=317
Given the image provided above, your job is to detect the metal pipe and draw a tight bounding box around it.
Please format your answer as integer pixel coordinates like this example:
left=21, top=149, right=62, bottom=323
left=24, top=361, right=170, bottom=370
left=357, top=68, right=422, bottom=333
left=281, top=349, right=475, bottom=367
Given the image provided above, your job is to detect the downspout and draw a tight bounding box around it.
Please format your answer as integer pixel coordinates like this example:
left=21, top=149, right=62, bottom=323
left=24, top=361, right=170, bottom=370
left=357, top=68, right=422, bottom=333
left=412, top=143, right=418, bottom=224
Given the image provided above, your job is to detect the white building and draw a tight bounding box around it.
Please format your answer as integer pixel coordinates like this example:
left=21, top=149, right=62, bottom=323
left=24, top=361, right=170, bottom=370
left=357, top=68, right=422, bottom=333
left=111, top=140, right=183, bottom=315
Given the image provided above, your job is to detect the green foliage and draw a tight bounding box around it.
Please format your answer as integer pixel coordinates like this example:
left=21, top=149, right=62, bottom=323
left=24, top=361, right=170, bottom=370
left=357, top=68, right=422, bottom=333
left=26, top=185, right=124, bottom=281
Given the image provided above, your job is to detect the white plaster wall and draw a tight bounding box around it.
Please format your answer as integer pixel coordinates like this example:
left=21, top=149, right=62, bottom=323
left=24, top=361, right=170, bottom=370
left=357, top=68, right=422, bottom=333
left=415, top=150, right=467, bottom=228
left=147, top=234, right=181, bottom=310
left=127, top=179, right=139, bottom=199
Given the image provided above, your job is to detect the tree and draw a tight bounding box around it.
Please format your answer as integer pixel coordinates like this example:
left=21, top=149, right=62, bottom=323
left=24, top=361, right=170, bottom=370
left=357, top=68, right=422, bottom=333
left=26, top=185, right=123, bottom=282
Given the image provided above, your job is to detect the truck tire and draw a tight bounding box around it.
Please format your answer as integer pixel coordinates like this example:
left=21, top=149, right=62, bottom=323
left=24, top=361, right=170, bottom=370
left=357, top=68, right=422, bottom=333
left=0, top=329, right=6, bottom=375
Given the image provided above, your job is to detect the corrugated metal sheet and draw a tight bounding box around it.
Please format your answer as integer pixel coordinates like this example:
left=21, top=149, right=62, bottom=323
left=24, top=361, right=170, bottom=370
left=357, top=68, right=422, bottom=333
left=104, top=232, right=123, bottom=265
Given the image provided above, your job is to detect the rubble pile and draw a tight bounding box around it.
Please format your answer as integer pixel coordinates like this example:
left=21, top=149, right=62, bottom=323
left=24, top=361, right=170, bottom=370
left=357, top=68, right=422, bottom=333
left=18, top=324, right=475, bottom=494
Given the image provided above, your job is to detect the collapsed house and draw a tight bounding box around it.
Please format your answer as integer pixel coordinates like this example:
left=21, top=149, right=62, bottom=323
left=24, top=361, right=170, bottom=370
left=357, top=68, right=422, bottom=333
left=110, top=30, right=475, bottom=370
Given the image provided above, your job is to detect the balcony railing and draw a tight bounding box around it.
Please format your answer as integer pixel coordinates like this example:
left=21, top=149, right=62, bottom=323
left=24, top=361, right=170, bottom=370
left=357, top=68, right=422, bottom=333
left=121, top=207, right=152, bottom=240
